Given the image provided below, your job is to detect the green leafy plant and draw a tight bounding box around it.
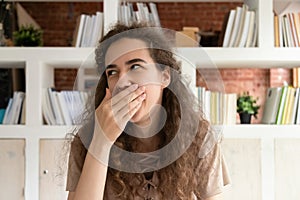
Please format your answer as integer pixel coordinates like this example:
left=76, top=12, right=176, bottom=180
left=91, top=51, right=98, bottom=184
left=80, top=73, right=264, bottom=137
left=13, top=25, right=43, bottom=46
left=237, top=92, right=260, bottom=118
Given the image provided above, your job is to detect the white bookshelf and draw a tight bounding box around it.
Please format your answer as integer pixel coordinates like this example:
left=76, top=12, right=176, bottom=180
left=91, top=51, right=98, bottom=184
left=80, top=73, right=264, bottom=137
left=1, top=0, right=300, bottom=200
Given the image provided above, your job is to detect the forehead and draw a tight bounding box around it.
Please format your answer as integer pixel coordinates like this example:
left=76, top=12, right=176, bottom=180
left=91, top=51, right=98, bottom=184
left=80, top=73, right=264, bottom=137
left=105, top=38, right=151, bottom=65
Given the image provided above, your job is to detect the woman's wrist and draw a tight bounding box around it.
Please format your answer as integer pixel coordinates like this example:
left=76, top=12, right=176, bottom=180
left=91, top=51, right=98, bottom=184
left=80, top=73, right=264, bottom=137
left=88, top=120, right=114, bottom=166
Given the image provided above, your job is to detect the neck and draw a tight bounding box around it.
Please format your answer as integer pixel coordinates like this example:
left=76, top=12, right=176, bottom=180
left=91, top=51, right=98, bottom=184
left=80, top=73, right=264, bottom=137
left=135, top=134, right=161, bottom=153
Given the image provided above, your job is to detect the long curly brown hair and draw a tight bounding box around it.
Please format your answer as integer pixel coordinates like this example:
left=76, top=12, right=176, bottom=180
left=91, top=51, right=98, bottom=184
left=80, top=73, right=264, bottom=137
left=73, top=23, right=212, bottom=199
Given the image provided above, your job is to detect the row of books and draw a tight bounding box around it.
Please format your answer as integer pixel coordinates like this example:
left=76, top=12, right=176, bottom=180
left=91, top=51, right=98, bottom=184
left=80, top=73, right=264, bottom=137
left=118, top=2, right=160, bottom=27
left=274, top=12, right=300, bottom=47
left=222, top=4, right=257, bottom=48
left=1, top=91, right=25, bottom=125
left=262, top=86, right=300, bottom=124
left=42, top=88, right=88, bottom=125
left=197, top=87, right=237, bottom=125
left=73, top=12, right=103, bottom=47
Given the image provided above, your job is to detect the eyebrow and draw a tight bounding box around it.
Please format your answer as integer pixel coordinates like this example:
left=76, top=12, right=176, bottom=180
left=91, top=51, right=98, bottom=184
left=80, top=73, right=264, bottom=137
left=105, top=58, right=147, bottom=69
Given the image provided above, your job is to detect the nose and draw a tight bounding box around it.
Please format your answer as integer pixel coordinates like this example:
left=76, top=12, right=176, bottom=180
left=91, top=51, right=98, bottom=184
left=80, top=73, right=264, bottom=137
left=114, top=71, right=134, bottom=94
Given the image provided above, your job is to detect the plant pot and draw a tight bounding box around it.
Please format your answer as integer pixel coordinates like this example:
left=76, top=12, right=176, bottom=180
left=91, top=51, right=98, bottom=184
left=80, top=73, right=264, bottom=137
left=239, top=113, right=252, bottom=124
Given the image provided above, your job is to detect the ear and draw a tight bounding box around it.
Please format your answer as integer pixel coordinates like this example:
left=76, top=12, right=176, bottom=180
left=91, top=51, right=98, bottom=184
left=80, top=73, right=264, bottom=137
left=161, top=67, right=171, bottom=89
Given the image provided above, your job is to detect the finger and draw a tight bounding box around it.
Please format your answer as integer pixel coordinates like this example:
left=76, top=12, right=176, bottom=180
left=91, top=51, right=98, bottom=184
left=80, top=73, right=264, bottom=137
left=119, top=93, right=146, bottom=120
left=112, top=86, right=146, bottom=112
left=102, top=88, right=112, bottom=101
left=111, top=84, right=139, bottom=106
left=123, top=97, right=145, bottom=122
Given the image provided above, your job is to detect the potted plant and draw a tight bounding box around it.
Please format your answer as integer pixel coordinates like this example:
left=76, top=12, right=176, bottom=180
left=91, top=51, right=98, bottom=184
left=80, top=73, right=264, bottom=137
left=13, top=25, right=43, bottom=46
left=237, top=92, right=260, bottom=124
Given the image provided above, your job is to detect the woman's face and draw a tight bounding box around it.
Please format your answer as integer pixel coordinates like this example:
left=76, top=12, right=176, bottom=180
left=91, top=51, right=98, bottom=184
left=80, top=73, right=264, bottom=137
left=104, top=38, right=170, bottom=126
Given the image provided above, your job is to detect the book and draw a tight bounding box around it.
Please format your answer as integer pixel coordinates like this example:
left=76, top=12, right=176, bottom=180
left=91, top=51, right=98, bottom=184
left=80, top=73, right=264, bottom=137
left=275, top=85, right=288, bottom=124
left=74, top=14, right=86, bottom=47
left=238, top=10, right=251, bottom=47
left=234, top=4, right=249, bottom=47
left=245, top=11, right=256, bottom=47
left=261, top=87, right=282, bottom=124
left=222, top=9, right=236, bottom=47
left=274, top=15, right=280, bottom=47
left=291, top=88, right=300, bottom=124
left=293, top=12, right=300, bottom=47
left=228, top=6, right=242, bottom=47
left=2, top=91, right=25, bottom=124
left=149, top=2, right=161, bottom=27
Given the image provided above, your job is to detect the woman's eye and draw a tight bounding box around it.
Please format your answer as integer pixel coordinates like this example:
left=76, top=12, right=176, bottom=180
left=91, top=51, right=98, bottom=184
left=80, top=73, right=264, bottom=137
left=131, top=64, right=141, bottom=70
left=107, top=70, right=117, bottom=76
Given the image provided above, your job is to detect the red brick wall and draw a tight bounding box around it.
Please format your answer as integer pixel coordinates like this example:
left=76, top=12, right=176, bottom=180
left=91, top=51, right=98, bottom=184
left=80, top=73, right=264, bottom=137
left=21, top=2, right=292, bottom=123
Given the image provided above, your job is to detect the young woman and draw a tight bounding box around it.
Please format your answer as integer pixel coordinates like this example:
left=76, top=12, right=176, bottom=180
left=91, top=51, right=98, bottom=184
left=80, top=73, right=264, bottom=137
left=66, top=23, right=230, bottom=200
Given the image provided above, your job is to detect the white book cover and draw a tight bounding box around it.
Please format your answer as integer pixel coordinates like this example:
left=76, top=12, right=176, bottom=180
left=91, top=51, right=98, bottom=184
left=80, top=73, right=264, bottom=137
left=50, top=91, right=64, bottom=125
left=86, top=15, right=96, bottom=47
left=222, top=9, right=236, bottom=47
left=245, top=11, right=255, bottom=47
left=81, top=15, right=92, bottom=47
left=284, top=15, right=294, bottom=47
left=288, top=13, right=299, bottom=47
left=228, top=6, right=242, bottom=47
left=57, top=92, right=73, bottom=125
left=90, top=12, right=103, bottom=47
left=42, top=89, right=53, bottom=125
left=234, top=4, right=249, bottom=47
left=128, top=3, right=136, bottom=23
left=250, top=15, right=258, bottom=47
left=261, top=87, right=282, bottom=124
left=293, top=13, right=300, bottom=46
left=143, top=3, right=150, bottom=22
left=238, top=11, right=251, bottom=47
left=137, top=3, right=146, bottom=22
left=6, top=92, right=19, bottom=124
left=149, top=2, right=161, bottom=27
left=75, top=14, right=86, bottom=47
left=12, top=92, right=25, bottom=124
left=278, top=15, right=284, bottom=47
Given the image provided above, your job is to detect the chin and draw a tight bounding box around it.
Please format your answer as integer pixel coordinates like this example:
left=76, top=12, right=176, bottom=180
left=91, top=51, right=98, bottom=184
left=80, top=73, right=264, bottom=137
left=129, top=109, right=150, bottom=126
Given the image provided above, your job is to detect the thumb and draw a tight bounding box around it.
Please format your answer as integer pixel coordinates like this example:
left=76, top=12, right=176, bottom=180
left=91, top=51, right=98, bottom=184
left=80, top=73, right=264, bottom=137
left=103, top=88, right=112, bottom=100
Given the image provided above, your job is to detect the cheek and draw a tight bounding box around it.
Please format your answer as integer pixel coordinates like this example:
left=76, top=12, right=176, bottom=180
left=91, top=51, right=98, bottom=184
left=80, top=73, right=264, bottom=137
left=108, top=80, right=117, bottom=93
left=144, top=85, right=163, bottom=105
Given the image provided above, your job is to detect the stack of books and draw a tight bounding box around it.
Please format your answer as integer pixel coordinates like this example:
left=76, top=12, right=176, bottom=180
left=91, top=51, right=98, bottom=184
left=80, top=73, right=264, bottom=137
left=198, top=87, right=237, bottom=125
left=274, top=2, right=300, bottom=47
left=1, top=91, right=25, bottom=125
left=118, top=2, right=160, bottom=26
left=42, top=88, right=88, bottom=125
left=222, top=4, right=257, bottom=47
left=262, top=85, right=300, bottom=124
left=73, top=12, right=104, bottom=47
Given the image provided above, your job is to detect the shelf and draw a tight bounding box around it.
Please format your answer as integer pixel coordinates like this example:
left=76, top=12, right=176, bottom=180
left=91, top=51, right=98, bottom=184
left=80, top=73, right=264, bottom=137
left=0, top=124, right=300, bottom=139
left=177, top=47, right=300, bottom=68
left=0, top=125, right=74, bottom=139
left=1, top=47, right=300, bottom=68
left=0, top=47, right=94, bottom=66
